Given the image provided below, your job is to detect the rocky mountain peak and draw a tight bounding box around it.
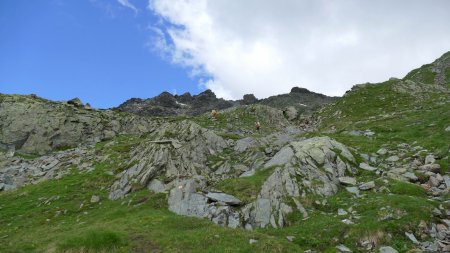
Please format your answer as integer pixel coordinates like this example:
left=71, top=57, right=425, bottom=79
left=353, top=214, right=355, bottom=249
left=290, top=86, right=311, bottom=94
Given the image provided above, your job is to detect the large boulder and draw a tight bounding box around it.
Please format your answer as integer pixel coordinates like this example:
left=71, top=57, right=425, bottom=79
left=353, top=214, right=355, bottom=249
left=168, top=177, right=243, bottom=228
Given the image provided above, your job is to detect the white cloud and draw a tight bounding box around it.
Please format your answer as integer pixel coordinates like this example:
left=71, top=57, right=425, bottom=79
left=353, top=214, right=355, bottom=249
left=148, top=0, right=450, bottom=99
left=117, top=0, right=138, bottom=14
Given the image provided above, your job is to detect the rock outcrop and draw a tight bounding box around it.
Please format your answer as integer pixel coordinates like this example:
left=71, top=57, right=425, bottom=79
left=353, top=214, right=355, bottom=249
left=0, top=147, right=96, bottom=191
left=0, top=94, right=160, bottom=154
left=108, top=129, right=358, bottom=229
left=108, top=120, right=228, bottom=200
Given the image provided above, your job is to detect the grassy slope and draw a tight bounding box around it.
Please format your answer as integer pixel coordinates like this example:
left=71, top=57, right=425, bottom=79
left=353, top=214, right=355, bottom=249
left=1, top=55, right=449, bottom=252
left=0, top=134, right=441, bottom=252
left=0, top=139, right=301, bottom=253
left=1, top=160, right=438, bottom=252
left=315, top=78, right=450, bottom=171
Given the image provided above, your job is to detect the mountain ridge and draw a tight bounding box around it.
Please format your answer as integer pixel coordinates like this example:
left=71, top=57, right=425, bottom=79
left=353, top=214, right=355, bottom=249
left=115, top=86, right=338, bottom=117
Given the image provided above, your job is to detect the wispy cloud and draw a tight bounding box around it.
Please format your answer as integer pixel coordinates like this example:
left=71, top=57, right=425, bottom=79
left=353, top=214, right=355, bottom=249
left=148, top=0, right=450, bottom=99
left=117, top=0, right=138, bottom=14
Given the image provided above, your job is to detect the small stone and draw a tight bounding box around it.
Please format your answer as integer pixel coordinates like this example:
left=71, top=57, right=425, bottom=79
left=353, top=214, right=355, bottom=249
left=336, top=244, right=352, bottom=252
left=419, top=164, right=441, bottom=173
left=405, top=232, right=420, bottom=244
left=342, top=219, right=354, bottom=225
left=425, top=154, right=435, bottom=165
left=286, top=236, right=295, bottom=242
left=359, top=181, right=375, bottom=191
left=90, top=195, right=100, bottom=203
left=379, top=246, right=398, bottom=253
left=402, top=172, right=418, bottom=182
left=377, top=148, right=388, bottom=155
left=346, top=187, right=360, bottom=195
left=339, top=177, right=357, bottom=186
left=385, top=156, right=400, bottom=162
left=445, top=126, right=450, bottom=132
left=338, top=209, right=348, bottom=216
left=432, top=208, right=442, bottom=217
left=249, top=239, right=258, bottom=244
left=359, top=163, right=377, bottom=171
left=443, top=175, right=450, bottom=188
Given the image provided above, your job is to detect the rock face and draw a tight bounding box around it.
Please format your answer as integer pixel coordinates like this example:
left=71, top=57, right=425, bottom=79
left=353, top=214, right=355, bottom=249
left=242, top=137, right=357, bottom=228
left=165, top=136, right=357, bottom=229
left=108, top=120, right=228, bottom=200
left=0, top=94, right=159, bottom=154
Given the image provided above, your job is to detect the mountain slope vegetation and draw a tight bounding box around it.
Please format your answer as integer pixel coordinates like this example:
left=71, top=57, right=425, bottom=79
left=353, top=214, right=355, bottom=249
left=0, top=52, right=449, bottom=253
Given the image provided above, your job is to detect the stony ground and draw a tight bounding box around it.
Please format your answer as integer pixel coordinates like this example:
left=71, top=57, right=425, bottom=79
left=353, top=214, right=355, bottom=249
left=0, top=52, right=449, bottom=252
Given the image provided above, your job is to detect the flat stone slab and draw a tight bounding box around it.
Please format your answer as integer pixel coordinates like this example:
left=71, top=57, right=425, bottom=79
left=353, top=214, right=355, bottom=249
left=359, top=162, right=377, bottom=171
left=206, top=192, right=243, bottom=206
left=339, top=177, right=357, bottom=186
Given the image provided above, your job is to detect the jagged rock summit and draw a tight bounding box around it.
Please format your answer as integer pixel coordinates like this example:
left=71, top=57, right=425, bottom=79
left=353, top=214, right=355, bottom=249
left=115, top=86, right=336, bottom=117
left=116, top=89, right=236, bottom=116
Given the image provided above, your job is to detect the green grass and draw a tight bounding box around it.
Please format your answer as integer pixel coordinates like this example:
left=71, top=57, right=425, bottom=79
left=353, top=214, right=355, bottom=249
left=265, top=187, right=437, bottom=252
left=15, top=152, right=41, bottom=160
left=0, top=134, right=442, bottom=253
left=388, top=180, right=427, bottom=197
left=214, top=167, right=276, bottom=203
left=1, top=163, right=437, bottom=253
left=58, top=229, right=126, bottom=252
left=315, top=76, right=450, bottom=171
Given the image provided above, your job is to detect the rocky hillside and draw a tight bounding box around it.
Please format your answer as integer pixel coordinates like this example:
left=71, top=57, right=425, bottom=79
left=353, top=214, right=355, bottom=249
left=115, top=86, right=336, bottom=118
left=0, top=52, right=449, bottom=253
left=0, top=94, right=161, bottom=155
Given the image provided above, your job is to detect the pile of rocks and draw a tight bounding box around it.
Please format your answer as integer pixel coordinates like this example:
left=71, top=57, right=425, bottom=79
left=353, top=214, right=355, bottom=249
left=358, top=143, right=449, bottom=197
left=407, top=206, right=450, bottom=252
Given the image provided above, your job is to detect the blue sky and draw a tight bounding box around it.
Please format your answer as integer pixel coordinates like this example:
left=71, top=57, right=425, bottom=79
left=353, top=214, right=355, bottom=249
left=2, top=1, right=450, bottom=108
left=0, top=0, right=203, bottom=108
